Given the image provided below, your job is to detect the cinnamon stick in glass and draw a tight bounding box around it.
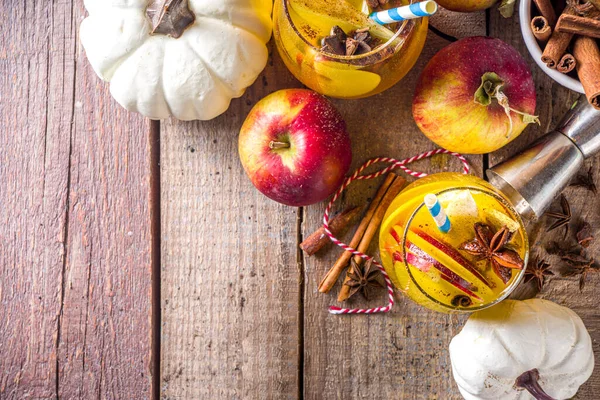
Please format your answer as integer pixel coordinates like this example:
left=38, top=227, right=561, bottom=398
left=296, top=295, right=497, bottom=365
left=556, top=14, right=600, bottom=39
left=557, top=53, right=577, bottom=73
left=300, top=206, right=361, bottom=256
left=573, top=36, right=600, bottom=109
left=534, top=0, right=558, bottom=26
left=318, top=173, right=396, bottom=293
left=542, top=8, right=575, bottom=67
left=531, top=16, right=552, bottom=41
left=337, top=175, right=407, bottom=302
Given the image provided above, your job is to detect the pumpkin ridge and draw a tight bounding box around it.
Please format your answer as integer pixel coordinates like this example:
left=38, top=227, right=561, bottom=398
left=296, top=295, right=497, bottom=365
left=180, top=39, right=239, bottom=99
left=80, top=13, right=151, bottom=81
left=490, top=328, right=526, bottom=376
left=158, top=40, right=174, bottom=117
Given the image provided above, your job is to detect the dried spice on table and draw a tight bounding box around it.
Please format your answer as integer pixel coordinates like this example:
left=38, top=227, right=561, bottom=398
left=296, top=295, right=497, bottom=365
left=576, top=222, right=594, bottom=247
left=523, top=256, right=554, bottom=291
left=569, top=166, right=597, bottom=194
left=343, top=258, right=385, bottom=300
left=545, top=194, right=572, bottom=236
left=300, top=206, right=361, bottom=256
left=562, top=256, right=599, bottom=290
left=459, top=223, right=525, bottom=284
left=318, top=173, right=405, bottom=294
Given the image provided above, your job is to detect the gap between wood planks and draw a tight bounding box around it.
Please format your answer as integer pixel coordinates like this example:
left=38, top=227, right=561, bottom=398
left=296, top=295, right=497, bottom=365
left=150, top=120, right=161, bottom=400
left=297, top=208, right=306, bottom=400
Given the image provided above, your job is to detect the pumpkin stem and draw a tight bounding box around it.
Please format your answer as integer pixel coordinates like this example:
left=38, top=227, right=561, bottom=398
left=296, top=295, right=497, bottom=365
left=146, top=0, right=195, bottom=39
left=514, top=369, right=557, bottom=400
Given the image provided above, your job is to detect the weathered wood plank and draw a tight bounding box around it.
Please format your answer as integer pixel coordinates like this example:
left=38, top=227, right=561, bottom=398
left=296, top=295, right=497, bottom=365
left=489, top=10, right=600, bottom=398
left=301, top=18, right=485, bottom=399
left=159, top=42, right=302, bottom=399
left=0, top=0, right=155, bottom=398
left=0, top=0, right=68, bottom=397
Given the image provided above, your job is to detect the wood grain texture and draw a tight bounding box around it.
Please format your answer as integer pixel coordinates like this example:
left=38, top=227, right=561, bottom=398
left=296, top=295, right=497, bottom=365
left=160, top=42, right=302, bottom=399
left=301, top=24, right=485, bottom=399
left=0, top=0, right=154, bottom=398
left=490, top=9, right=600, bottom=399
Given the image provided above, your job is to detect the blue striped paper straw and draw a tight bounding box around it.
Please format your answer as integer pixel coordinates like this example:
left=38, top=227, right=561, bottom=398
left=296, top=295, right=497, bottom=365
left=424, top=194, right=451, bottom=233
left=369, top=1, right=438, bottom=25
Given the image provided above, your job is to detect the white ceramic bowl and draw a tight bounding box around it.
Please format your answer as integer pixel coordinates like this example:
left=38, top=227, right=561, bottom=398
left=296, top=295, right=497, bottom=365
left=519, top=0, right=585, bottom=93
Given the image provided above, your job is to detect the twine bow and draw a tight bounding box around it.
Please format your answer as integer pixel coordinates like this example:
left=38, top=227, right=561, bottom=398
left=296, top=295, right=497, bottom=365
left=321, top=149, right=470, bottom=315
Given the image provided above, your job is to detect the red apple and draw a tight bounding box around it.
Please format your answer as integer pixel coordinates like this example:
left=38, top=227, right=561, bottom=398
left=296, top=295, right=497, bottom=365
left=239, top=89, right=352, bottom=207
left=413, top=37, right=537, bottom=154
left=436, top=0, right=497, bottom=12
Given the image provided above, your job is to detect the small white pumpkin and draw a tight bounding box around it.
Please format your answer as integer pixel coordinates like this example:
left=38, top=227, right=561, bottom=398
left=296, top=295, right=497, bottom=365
left=449, top=299, right=594, bottom=400
left=80, top=0, right=272, bottom=120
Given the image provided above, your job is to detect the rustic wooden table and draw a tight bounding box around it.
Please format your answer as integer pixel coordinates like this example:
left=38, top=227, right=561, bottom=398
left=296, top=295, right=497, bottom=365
left=2, top=1, right=598, bottom=399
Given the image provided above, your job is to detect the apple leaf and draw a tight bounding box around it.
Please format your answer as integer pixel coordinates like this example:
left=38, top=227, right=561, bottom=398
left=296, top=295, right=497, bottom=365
left=474, top=72, right=504, bottom=107
left=498, top=0, right=516, bottom=18
left=522, top=113, right=541, bottom=125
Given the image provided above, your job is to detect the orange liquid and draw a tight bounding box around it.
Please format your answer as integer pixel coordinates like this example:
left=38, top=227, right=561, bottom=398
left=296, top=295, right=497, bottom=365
left=379, top=173, right=529, bottom=313
left=273, top=0, right=428, bottom=98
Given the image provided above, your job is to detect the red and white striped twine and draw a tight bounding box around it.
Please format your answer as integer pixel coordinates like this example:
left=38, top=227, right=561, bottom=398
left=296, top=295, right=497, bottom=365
left=323, top=149, right=470, bottom=315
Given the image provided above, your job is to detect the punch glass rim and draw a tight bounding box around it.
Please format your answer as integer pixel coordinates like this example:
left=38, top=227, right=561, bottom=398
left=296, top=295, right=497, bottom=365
left=282, top=0, right=414, bottom=62
left=400, top=186, right=529, bottom=313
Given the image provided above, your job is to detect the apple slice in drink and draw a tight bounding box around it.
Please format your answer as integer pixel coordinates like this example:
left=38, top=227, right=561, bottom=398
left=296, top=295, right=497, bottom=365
left=313, top=58, right=381, bottom=97
left=289, top=0, right=397, bottom=43
left=399, top=248, right=483, bottom=302
left=411, top=229, right=492, bottom=288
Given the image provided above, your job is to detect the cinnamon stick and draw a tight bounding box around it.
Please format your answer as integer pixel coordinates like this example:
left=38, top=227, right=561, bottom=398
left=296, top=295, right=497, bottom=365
left=531, top=16, right=552, bottom=41
left=556, top=14, right=600, bottom=38
left=557, top=53, right=577, bottom=73
left=534, top=0, right=558, bottom=26
left=542, top=8, right=575, bottom=67
left=318, top=173, right=396, bottom=293
left=567, top=0, right=596, bottom=15
left=573, top=36, right=600, bottom=109
left=300, top=206, right=361, bottom=256
left=337, top=175, right=407, bottom=301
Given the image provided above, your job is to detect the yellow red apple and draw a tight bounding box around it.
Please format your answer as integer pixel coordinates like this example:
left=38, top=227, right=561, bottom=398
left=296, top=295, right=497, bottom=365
left=239, top=89, right=351, bottom=207
left=413, top=37, right=537, bottom=154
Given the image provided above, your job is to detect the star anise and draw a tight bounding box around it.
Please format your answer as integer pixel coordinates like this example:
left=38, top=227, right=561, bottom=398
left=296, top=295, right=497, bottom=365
left=344, top=258, right=384, bottom=300
left=545, top=240, right=579, bottom=256
left=523, top=257, right=554, bottom=291
left=320, top=26, right=372, bottom=56
left=459, top=223, right=524, bottom=284
left=562, top=255, right=599, bottom=291
left=570, top=166, right=597, bottom=194
left=545, top=194, right=571, bottom=236
left=320, top=26, right=347, bottom=56
left=576, top=222, right=594, bottom=248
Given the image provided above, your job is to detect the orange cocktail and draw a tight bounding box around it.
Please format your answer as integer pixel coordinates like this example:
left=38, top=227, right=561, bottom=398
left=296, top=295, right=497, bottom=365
left=273, top=0, right=428, bottom=98
left=379, top=173, right=529, bottom=313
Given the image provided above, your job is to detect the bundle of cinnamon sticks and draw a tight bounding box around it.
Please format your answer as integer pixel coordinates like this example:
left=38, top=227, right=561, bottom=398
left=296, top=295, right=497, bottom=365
left=300, top=172, right=406, bottom=301
left=532, top=0, right=600, bottom=109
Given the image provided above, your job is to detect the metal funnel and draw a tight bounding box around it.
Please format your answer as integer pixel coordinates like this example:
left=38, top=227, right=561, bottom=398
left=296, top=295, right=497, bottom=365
left=487, top=95, right=600, bottom=220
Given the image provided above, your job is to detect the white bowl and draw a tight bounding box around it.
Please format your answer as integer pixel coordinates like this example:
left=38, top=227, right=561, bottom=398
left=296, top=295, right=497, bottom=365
left=519, top=0, right=585, bottom=93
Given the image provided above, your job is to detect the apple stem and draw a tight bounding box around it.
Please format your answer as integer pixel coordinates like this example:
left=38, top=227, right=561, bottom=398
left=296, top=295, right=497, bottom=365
left=269, top=141, right=291, bottom=150
left=514, top=369, right=556, bottom=400
left=473, top=72, right=540, bottom=139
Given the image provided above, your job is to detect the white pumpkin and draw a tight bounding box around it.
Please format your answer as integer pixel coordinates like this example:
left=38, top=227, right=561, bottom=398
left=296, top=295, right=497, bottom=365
left=80, top=0, right=272, bottom=120
left=449, top=299, right=594, bottom=400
